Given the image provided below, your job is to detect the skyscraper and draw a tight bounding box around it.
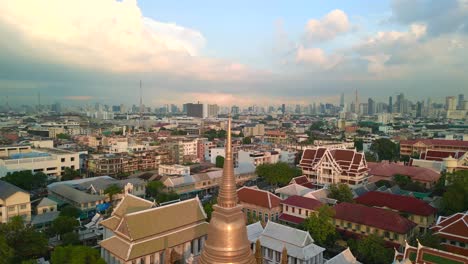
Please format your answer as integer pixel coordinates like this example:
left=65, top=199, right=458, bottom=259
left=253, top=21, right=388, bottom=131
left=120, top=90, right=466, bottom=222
left=340, top=92, right=345, bottom=108
left=458, top=94, right=465, bottom=110
left=368, top=98, right=375, bottom=115
left=281, top=104, right=286, bottom=114
left=446, top=96, right=456, bottom=111
left=186, top=103, right=204, bottom=118
left=355, top=89, right=359, bottom=115
left=199, top=115, right=256, bottom=264
left=397, top=93, right=404, bottom=113
left=388, top=96, right=393, bottom=113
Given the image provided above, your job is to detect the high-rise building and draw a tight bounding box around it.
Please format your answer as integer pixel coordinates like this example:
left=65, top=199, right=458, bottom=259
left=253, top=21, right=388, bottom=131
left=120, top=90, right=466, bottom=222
left=281, top=104, right=286, bottom=114
left=231, top=105, right=240, bottom=115
left=388, top=96, right=393, bottom=113
left=368, top=98, right=375, bottom=115
left=355, top=89, right=359, bottom=115
left=295, top=104, right=301, bottom=114
left=340, top=92, right=345, bottom=108
left=457, top=94, right=465, bottom=110
left=446, top=96, right=456, bottom=111
left=185, top=103, right=204, bottom=118
left=198, top=116, right=256, bottom=264
left=207, top=104, right=219, bottom=118
left=416, top=101, right=423, bottom=118
left=397, top=93, right=405, bottom=113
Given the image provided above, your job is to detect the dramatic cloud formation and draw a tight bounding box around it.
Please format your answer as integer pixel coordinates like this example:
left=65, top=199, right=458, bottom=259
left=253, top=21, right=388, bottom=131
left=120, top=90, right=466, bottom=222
left=304, top=9, right=350, bottom=43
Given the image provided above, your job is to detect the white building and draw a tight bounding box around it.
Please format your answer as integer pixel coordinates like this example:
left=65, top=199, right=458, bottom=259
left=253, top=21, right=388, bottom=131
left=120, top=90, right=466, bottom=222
left=0, top=145, right=80, bottom=178
left=181, top=139, right=198, bottom=156
left=247, top=221, right=325, bottom=264
left=210, top=149, right=280, bottom=174
left=159, top=164, right=190, bottom=177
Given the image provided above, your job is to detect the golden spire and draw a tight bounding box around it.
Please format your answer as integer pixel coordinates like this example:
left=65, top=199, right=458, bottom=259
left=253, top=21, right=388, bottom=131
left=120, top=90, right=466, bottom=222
left=199, top=114, right=256, bottom=264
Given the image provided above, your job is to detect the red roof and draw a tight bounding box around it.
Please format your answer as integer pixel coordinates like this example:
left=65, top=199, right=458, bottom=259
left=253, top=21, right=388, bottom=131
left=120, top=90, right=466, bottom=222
left=281, top=195, right=322, bottom=211
left=290, top=176, right=309, bottom=185
left=421, top=150, right=466, bottom=161
left=355, top=191, right=437, bottom=216
left=237, top=187, right=281, bottom=209
left=368, top=162, right=440, bottom=183
left=300, top=148, right=368, bottom=175
left=431, top=212, right=468, bottom=243
left=334, top=202, right=417, bottom=234
left=400, top=139, right=468, bottom=148
left=278, top=213, right=305, bottom=225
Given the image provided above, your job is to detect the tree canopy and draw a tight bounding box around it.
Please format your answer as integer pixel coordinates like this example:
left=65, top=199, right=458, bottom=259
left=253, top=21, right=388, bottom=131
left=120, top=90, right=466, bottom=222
left=51, top=246, right=106, bottom=264
left=52, top=216, right=79, bottom=236
left=255, top=162, right=302, bottom=187
left=146, top=181, right=165, bottom=199
left=2, top=170, right=47, bottom=191
left=0, top=234, right=14, bottom=264
left=328, top=184, right=354, bottom=203
left=61, top=167, right=81, bottom=181
left=302, top=205, right=337, bottom=247
left=441, top=170, right=468, bottom=215
left=156, top=191, right=180, bottom=204
left=215, top=155, right=225, bottom=168
left=354, top=139, right=364, bottom=152
left=59, top=205, right=81, bottom=218
left=369, top=138, right=399, bottom=161
left=104, top=184, right=122, bottom=202
left=348, top=234, right=393, bottom=264
left=0, top=216, right=48, bottom=263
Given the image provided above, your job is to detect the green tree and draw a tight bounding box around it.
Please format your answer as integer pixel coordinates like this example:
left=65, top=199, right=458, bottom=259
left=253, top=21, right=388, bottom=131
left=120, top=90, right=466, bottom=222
left=215, top=155, right=225, bottom=168
left=52, top=216, right=79, bottom=237
left=59, top=205, right=81, bottom=218
left=156, top=191, right=180, bottom=204
left=349, top=234, right=393, bottom=264
left=441, top=171, right=468, bottom=215
left=242, top=137, right=252, bottom=144
left=51, top=246, right=106, bottom=264
left=104, top=184, right=122, bottom=203
left=369, top=138, right=399, bottom=161
left=256, top=162, right=302, bottom=187
left=364, top=151, right=377, bottom=162
left=328, top=184, right=354, bottom=203
left=2, top=170, right=47, bottom=191
left=61, top=232, right=80, bottom=246
left=354, top=139, right=364, bottom=152
left=302, top=205, right=337, bottom=247
left=0, top=216, right=48, bottom=262
left=203, top=197, right=217, bottom=221
left=61, top=167, right=81, bottom=181
left=393, top=174, right=412, bottom=186
left=56, top=133, right=71, bottom=140
left=0, top=234, right=14, bottom=264
left=146, top=181, right=165, bottom=198
left=410, top=230, right=441, bottom=249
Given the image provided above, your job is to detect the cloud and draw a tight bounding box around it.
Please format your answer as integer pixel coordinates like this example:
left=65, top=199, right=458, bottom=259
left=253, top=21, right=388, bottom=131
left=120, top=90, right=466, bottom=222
left=0, top=0, right=251, bottom=80
left=390, top=0, right=468, bottom=36
left=304, top=9, right=350, bottom=43
left=295, top=45, right=342, bottom=69
left=64, top=96, right=94, bottom=101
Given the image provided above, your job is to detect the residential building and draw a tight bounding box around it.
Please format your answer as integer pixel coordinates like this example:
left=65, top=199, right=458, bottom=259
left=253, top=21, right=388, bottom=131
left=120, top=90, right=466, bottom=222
left=100, top=194, right=208, bottom=264
left=333, top=202, right=417, bottom=247
left=0, top=145, right=80, bottom=178
left=368, top=161, right=440, bottom=188
left=399, top=139, right=468, bottom=156
left=279, top=195, right=322, bottom=225
left=31, top=197, right=59, bottom=229
left=394, top=241, right=468, bottom=264
left=237, top=186, right=282, bottom=223
left=0, top=180, right=31, bottom=223
left=206, top=104, right=219, bottom=118
left=355, top=191, right=437, bottom=233
left=263, top=130, right=288, bottom=144
left=247, top=221, right=325, bottom=264
left=243, top=123, right=265, bottom=137
left=299, top=148, right=370, bottom=186
left=431, top=211, right=468, bottom=256
left=185, top=103, right=204, bottom=118
left=159, top=164, right=190, bottom=176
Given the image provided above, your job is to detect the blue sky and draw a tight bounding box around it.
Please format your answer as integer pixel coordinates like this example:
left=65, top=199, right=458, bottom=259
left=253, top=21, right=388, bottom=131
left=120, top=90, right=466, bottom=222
left=0, top=0, right=467, bottom=106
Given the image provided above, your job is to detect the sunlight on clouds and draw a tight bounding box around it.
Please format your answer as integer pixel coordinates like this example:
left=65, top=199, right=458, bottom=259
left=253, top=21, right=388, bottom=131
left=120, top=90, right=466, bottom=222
left=304, top=9, right=350, bottom=43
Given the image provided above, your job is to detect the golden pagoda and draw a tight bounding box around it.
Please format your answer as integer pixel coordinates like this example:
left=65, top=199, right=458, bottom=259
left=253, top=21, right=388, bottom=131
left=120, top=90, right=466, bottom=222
left=198, top=115, right=256, bottom=264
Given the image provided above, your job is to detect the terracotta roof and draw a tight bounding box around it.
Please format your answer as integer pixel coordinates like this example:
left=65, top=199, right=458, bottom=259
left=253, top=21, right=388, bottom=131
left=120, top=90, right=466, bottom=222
left=290, top=176, right=309, bottom=185
left=334, top=202, right=417, bottom=234
left=112, top=194, right=154, bottom=217
left=279, top=213, right=305, bottom=225
left=431, top=212, right=468, bottom=243
left=400, top=139, right=468, bottom=147
left=281, top=195, right=322, bottom=211
left=238, top=186, right=281, bottom=209
left=300, top=148, right=368, bottom=175
left=368, top=162, right=440, bottom=183
left=421, top=150, right=466, bottom=161
left=355, top=191, right=437, bottom=216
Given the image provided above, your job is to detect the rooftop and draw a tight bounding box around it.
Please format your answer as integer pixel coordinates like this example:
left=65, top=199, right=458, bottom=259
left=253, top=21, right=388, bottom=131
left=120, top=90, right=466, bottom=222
left=237, top=186, right=281, bottom=209
left=281, top=195, right=323, bottom=211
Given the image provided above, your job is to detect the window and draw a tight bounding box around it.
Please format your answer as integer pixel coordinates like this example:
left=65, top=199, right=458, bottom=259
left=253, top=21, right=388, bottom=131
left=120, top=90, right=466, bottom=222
left=305, top=210, right=309, bottom=217
left=366, top=226, right=371, bottom=233
left=347, top=222, right=352, bottom=228
left=275, top=251, right=281, bottom=262
left=61, top=158, right=65, bottom=162
left=292, top=207, right=295, bottom=213
left=299, top=209, right=302, bottom=215
left=71, top=157, right=75, bottom=161
left=285, top=205, right=289, bottom=212
left=264, top=214, right=268, bottom=222
left=268, top=249, right=273, bottom=259
left=42, top=208, right=47, bottom=213
left=384, top=231, right=390, bottom=238
left=20, top=204, right=27, bottom=210
left=393, top=233, right=399, bottom=240
left=8, top=206, right=15, bottom=212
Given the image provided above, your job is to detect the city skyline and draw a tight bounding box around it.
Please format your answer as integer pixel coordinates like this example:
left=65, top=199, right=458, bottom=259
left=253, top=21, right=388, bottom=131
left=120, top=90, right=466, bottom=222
left=1, top=0, right=467, bottom=106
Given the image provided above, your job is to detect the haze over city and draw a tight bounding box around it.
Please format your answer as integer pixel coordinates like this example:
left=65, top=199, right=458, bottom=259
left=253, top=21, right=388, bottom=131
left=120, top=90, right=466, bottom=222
left=1, top=0, right=467, bottom=107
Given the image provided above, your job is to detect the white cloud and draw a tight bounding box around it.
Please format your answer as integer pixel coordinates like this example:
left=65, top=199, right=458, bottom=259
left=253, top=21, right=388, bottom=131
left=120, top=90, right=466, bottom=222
left=304, top=9, right=350, bottom=42
left=0, top=0, right=251, bottom=80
